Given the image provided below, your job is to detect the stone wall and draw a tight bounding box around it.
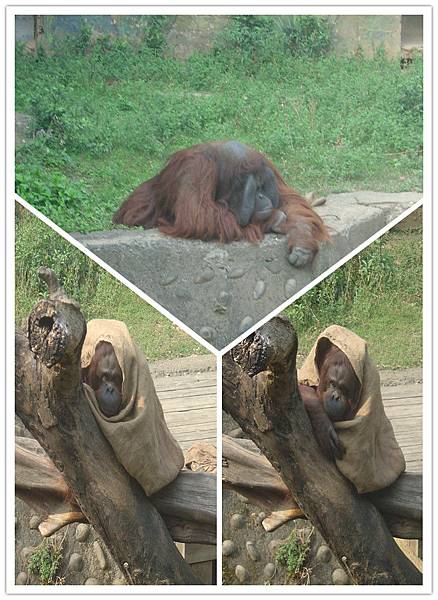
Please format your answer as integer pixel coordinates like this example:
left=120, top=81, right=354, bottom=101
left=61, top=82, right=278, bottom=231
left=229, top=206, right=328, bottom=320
left=15, top=15, right=423, bottom=59
left=73, top=192, right=421, bottom=350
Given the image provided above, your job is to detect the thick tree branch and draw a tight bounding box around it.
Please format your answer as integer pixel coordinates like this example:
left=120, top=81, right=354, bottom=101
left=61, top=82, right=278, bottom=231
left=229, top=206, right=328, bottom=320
left=223, top=316, right=422, bottom=585
left=15, top=268, right=201, bottom=585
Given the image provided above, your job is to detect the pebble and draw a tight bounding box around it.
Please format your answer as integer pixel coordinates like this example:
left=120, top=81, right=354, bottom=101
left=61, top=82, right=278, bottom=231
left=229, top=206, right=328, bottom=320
left=230, top=513, right=245, bottom=529
left=316, top=544, right=332, bottom=563
left=268, top=539, right=285, bottom=555
left=16, top=572, right=28, bottom=585
left=29, top=515, right=40, bottom=530
left=235, top=564, right=247, bottom=583
left=93, top=541, right=107, bottom=570
left=160, top=273, right=177, bottom=286
left=199, top=326, right=215, bottom=341
left=263, top=563, right=276, bottom=579
left=75, top=523, right=90, bottom=542
left=239, top=316, right=253, bottom=333
left=228, top=267, right=246, bottom=279
left=222, top=540, right=236, bottom=556
left=85, top=577, right=100, bottom=585
left=285, top=278, right=297, bottom=297
left=68, top=553, right=84, bottom=572
left=331, top=567, right=350, bottom=585
left=21, top=546, right=35, bottom=562
left=253, top=280, right=266, bottom=300
left=246, top=541, right=260, bottom=562
left=194, top=267, right=215, bottom=284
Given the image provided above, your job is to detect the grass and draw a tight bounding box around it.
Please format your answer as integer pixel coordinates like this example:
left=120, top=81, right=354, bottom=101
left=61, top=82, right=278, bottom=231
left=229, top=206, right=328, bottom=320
left=15, top=205, right=207, bottom=360
left=284, top=223, right=422, bottom=369
left=15, top=22, right=423, bottom=233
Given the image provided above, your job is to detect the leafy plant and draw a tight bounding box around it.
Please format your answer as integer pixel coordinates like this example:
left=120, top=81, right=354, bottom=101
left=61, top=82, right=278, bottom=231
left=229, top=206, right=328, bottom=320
left=276, top=531, right=310, bottom=579
left=15, top=25, right=423, bottom=233
left=275, top=15, right=331, bottom=57
left=28, top=539, right=64, bottom=585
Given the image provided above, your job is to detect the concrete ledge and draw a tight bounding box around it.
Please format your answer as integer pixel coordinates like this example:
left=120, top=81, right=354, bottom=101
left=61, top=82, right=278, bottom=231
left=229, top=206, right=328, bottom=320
left=73, top=191, right=421, bottom=349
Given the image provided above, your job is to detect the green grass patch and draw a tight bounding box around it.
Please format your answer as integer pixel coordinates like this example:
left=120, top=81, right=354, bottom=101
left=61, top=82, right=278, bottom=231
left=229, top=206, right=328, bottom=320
left=15, top=205, right=206, bottom=360
left=284, top=226, right=422, bottom=369
left=15, top=20, right=422, bottom=233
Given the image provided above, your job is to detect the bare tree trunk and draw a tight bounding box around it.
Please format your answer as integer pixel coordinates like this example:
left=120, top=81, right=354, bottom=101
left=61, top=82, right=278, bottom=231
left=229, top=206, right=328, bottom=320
left=222, top=316, right=422, bottom=585
left=15, top=268, right=201, bottom=585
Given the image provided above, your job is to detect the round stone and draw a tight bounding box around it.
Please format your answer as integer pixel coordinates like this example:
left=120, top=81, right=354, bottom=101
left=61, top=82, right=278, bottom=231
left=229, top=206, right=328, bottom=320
left=21, top=546, right=35, bottom=562
left=285, top=278, right=297, bottom=297
left=194, top=267, right=215, bottom=284
left=29, top=515, right=40, bottom=530
left=239, top=316, right=253, bottom=334
left=222, top=540, right=236, bottom=557
left=332, top=567, right=350, bottom=585
left=268, top=539, right=284, bottom=555
left=253, top=280, right=266, bottom=300
left=75, top=523, right=90, bottom=542
left=263, top=563, right=275, bottom=579
left=93, top=541, right=107, bottom=570
left=16, top=571, right=28, bottom=585
left=112, top=578, right=126, bottom=585
left=230, top=514, right=245, bottom=530
left=316, top=544, right=332, bottom=563
left=68, top=553, right=84, bottom=572
left=235, top=564, right=247, bottom=583
left=246, top=541, right=260, bottom=562
left=200, top=326, right=215, bottom=341
left=85, top=577, right=100, bottom=585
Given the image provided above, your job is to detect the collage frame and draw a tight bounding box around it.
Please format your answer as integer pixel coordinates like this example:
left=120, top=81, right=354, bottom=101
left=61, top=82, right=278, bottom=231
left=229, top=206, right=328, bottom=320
left=3, top=1, right=434, bottom=595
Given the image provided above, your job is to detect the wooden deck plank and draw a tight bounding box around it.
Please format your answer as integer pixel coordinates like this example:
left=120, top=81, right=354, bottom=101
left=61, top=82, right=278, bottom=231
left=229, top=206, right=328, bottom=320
left=154, top=371, right=217, bottom=452
left=382, top=382, right=422, bottom=474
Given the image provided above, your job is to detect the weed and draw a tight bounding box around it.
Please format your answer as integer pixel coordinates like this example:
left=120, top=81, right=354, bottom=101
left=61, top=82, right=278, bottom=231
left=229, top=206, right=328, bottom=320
left=275, top=529, right=311, bottom=583
left=15, top=25, right=423, bottom=233
left=27, top=538, right=64, bottom=585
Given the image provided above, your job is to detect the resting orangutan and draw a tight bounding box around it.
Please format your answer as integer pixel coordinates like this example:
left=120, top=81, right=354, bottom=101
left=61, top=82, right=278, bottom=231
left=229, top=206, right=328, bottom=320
left=299, top=339, right=361, bottom=460
left=112, top=140, right=329, bottom=268
left=81, top=340, right=123, bottom=417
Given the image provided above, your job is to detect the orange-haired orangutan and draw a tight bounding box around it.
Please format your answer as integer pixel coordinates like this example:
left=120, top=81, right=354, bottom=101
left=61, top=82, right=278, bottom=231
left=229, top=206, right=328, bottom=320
left=299, top=339, right=361, bottom=460
left=82, top=341, right=123, bottom=417
left=112, top=141, right=329, bottom=268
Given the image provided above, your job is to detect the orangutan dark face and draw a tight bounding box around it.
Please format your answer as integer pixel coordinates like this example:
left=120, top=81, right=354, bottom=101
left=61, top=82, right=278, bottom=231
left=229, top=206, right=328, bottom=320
left=82, top=341, right=123, bottom=417
left=316, top=343, right=361, bottom=423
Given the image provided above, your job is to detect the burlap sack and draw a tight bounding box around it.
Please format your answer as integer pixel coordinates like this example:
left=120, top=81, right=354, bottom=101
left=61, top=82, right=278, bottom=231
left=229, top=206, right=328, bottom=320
left=81, top=319, right=184, bottom=496
left=298, top=325, right=405, bottom=493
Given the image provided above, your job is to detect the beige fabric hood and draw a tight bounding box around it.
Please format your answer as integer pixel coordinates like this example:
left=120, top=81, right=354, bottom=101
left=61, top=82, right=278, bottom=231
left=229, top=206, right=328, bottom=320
left=81, top=319, right=184, bottom=496
left=298, top=325, right=405, bottom=493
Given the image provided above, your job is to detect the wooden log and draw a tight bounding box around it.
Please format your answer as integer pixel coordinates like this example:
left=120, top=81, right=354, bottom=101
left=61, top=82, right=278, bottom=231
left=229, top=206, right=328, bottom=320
left=16, top=436, right=216, bottom=545
left=222, top=316, right=422, bottom=585
left=15, top=268, right=201, bottom=585
left=222, top=435, right=422, bottom=539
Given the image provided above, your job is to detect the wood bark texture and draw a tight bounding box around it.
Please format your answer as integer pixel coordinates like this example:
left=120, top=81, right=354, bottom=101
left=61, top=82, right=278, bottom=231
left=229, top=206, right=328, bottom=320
left=15, top=268, right=202, bottom=585
left=222, top=316, right=422, bottom=585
